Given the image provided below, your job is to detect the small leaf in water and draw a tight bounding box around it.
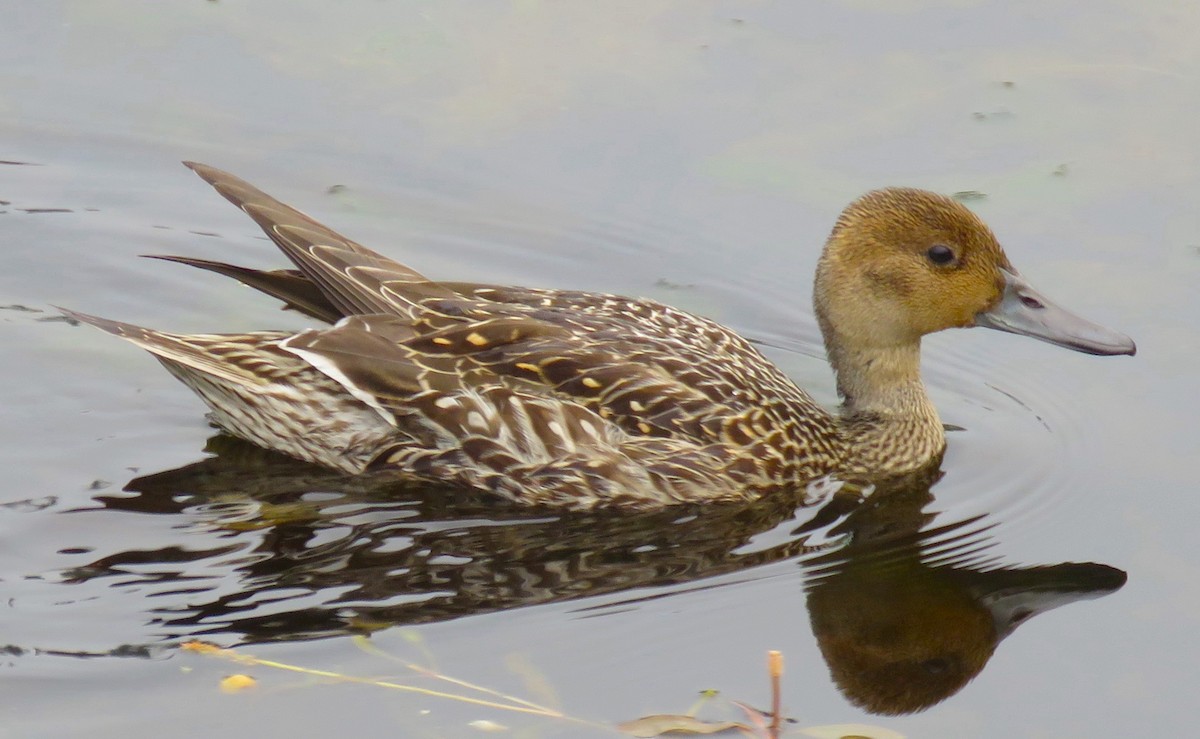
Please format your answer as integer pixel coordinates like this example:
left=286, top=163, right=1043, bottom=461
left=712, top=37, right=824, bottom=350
left=617, top=714, right=747, bottom=737
left=219, top=674, right=258, bottom=693
left=952, top=190, right=988, bottom=202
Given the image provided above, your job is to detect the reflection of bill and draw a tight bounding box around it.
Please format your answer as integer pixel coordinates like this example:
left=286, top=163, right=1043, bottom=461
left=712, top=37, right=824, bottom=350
left=803, top=474, right=1126, bottom=715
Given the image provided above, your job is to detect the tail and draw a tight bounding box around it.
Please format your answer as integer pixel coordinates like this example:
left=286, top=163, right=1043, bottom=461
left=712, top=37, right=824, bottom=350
left=143, top=255, right=343, bottom=323
left=58, top=307, right=280, bottom=389
left=178, top=161, right=458, bottom=318
left=59, top=307, right=396, bottom=473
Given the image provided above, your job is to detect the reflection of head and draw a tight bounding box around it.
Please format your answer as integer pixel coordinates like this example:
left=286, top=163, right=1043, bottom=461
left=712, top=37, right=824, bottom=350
left=808, top=568, right=997, bottom=714
left=804, top=499, right=1127, bottom=716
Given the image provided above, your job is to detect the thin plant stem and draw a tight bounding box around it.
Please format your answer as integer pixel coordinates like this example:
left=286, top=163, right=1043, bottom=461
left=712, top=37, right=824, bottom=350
left=768, top=650, right=783, bottom=737
left=351, top=635, right=558, bottom=714
left=181, top=641, right=598, bottom=727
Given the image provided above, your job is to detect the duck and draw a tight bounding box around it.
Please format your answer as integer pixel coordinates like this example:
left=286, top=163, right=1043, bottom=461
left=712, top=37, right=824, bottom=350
left=62, top=162, right=1135, bottom=509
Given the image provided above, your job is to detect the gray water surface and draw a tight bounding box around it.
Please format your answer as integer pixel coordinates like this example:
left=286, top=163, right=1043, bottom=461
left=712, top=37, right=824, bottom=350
left=3, top=2, right=1197, bottom=737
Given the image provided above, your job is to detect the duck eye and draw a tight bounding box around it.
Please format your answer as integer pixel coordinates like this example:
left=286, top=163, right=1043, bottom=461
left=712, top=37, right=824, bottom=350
left=920, top=657, right=952, bottom=675
left=926, top=244, right=955, bottom=265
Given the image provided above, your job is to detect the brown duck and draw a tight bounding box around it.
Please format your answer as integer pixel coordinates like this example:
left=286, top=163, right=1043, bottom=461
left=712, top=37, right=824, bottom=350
left=63, top=163, right=1135, bottom=509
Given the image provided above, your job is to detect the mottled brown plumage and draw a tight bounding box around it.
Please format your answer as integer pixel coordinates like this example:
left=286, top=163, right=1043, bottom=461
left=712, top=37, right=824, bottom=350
left=63, top=163, right=1135, bottom=509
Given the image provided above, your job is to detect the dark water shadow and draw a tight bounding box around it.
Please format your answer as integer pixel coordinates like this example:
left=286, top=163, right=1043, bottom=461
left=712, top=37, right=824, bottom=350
left=72, top=435, right=1123, bottom=715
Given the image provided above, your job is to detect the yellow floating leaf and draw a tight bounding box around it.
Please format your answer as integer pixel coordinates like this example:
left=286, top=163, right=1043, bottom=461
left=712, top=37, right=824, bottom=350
left=219, top=674, right=258, bottom=694
left=617, top=714, right=747, bottom=737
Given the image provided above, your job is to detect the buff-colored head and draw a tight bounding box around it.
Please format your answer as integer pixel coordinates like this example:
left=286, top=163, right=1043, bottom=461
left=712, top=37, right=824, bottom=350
left=814, top=188, right=1135, bottom=361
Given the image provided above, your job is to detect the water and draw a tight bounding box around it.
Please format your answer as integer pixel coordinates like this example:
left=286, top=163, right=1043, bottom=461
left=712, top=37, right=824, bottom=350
left=3, top=2, right=1198, bottom=736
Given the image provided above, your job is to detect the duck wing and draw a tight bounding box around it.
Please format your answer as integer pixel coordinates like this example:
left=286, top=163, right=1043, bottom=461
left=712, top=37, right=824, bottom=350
left=285, top=312, right=783, bottom=506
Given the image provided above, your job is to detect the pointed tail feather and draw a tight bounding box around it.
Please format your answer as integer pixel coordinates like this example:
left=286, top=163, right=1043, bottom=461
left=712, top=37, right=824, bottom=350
left=59, top=306, right=396, bottom=473
left=145, top=255, right=343, bottom=323
left=181, top=162, right=457, bottom=318
left=58, top=307, right=280, bottom=388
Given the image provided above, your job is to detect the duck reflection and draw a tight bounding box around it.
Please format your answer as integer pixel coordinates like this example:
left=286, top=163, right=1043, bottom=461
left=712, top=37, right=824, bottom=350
left=803, top=476, right=1125, bottom=714
left=90, top=436, right=826, bottom=641
left=81, top=437, right=1123, bottom=716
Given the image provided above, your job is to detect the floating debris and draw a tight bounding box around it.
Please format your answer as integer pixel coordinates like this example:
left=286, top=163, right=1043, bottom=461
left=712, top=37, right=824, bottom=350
left=219, top=674, right=258, bottom=693
left=617, top=714, right=746, bottom=737
left=971, top=108, right=1014, bottom=121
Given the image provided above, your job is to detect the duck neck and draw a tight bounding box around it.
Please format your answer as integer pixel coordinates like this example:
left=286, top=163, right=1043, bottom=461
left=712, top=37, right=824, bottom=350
left=828, top=339, right=929, bottom=416
left=824, top=336, right=946, bottom=474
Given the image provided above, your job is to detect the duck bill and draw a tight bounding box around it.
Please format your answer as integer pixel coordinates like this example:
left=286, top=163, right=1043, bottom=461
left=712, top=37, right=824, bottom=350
left=968, top=563, right=1127, bottom=641
left=975, top=268, right=1136, bottom=356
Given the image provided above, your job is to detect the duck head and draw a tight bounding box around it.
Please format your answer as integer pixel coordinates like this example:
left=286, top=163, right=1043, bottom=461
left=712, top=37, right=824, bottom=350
left=814, top=189, right=1134, bottom=408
